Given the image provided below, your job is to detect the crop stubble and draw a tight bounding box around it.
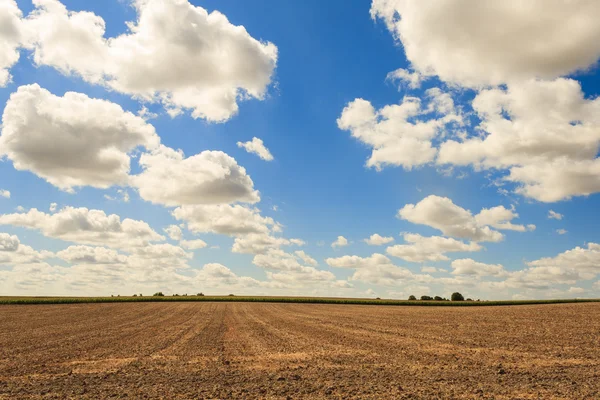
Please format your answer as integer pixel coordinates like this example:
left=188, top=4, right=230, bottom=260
left=0, top=302, right=599, bottom=399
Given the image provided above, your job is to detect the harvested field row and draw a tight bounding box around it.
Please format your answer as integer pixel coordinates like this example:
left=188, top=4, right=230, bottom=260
left=1, top=302, right=599, bottom=399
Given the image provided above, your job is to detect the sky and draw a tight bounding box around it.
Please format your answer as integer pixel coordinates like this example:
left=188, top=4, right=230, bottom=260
left=1, top=0, right=600, bottom=300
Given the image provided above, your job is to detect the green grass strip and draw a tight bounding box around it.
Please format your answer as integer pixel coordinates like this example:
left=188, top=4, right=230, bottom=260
left=1, top=296, right=599, bottom=306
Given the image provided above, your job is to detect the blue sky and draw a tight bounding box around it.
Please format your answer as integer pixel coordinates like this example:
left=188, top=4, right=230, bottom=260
left=1, top=0, right=600, bottom=299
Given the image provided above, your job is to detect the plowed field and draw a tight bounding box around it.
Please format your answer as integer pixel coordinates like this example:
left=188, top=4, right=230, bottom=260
left=1, top=302, right=599, bottom=399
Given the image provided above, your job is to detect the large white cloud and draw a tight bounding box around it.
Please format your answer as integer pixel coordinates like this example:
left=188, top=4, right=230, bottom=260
left=0, top=232, right=52, bottom=265
left=386, top=233, right=481, bottom=263
left=326, top=253, right=431, bottom=286
left=398, top=195, right=519, bottom=242
left=0, top=84, right=159, bottom=191
left=337, top=92, right=461, bottom=170
left=132, top=145, right=259, bottom=206
left=0, top=0, right=23, bottom=86
left=371, top=0, right=600, bottom=87
left=173, top=204, right=276, bottom=236
left=23, top=0, right=278, bottom=122
left=438, top=79, right=600, bottom=202
left=451, top=258, right=508, bottom=277
left=0, top=207, right=164, bottom=248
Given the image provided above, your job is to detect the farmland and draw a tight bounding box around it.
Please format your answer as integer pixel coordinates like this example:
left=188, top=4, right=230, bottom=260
left=1, top=302, right=600, bottom=399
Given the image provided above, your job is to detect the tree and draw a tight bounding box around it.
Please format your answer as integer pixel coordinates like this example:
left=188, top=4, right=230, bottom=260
left=451, top=292, right=465, bottom=301
left=408, top=295, right=417, bottom=300
left=421, top=295, right=433, bottom=301
left=434, top=296, right=443, bottom=301
left=153, top=292, right=165, bottom=297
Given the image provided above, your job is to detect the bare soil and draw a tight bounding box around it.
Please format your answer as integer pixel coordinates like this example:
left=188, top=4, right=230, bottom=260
left=0, top=302, right=599, bottom=399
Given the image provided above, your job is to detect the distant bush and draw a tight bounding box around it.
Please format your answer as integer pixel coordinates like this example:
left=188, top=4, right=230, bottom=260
left=228, top=294, right=235, bottom=297
left=421, top=295, right=433, bottom=301
left=153, top=292, right=165, bottom=297
left=451, top=292, right=465, bottom=301
left=133, top=294, right=137, bottom=297
left=466, top=298, right=473, bottom=301
left=434, top=296, right=443, bottom=301
left=197, top=292, right=204, bottom=297
left=408, top=295, right=417, bottom=300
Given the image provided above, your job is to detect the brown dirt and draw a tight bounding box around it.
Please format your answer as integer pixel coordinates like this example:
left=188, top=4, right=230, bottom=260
left=0, top=302, right=599, bottom=399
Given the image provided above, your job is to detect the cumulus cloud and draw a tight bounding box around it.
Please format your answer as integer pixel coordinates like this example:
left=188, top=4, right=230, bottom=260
left=0, top=0, right=23, bottom=86
left=398, top=195, right=533, bottom=242
left=0, top=207, right=164, bottom=248
left=528, top=243, right=600, bottom=277
left=364, top=233, right=394, bottom=246
left=237, top=137, right=274, bottom=161
left=22, top=0, right=278, bottom=122
left=451, top=258, right=508, bottom=277
left=331, top=236, right=349, bottom=248
left=253, top=249, right=334, bottom=281
left=548, top=210, right=564, bottom=220
left=56, top=245, right=127, bottom=265
left=337, top=94, right=461, bottom=170
left=294, top=250, right=318, bottom=267
left=371, top=0, right=600, bottom=87
left=173, top=204, right=276, bottom=236
left=179, top=239, right=207, bottom=250
left=438, top=79, right=600, bottom=202
left=0, top=84, right=159, bottom=191
left=326, top=253, right=431, bottom=286
left=556, top=229, right=568, bottom=235
left=164, top=225, right=183, bottom=241
left=0, top=233, right=52, bottom=265
left=232, top=233, right=291, bottom=255
left=386, top=233, right=481, bottom=263
left=132, top=145, right=259, bottom=206
left=386, top=68, right=425, bottom=89
left=0, top=190, right=10, bottom=199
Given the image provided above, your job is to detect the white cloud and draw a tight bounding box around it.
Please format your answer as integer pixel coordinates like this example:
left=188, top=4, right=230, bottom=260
left=231, top=233, right=291, bottom=255
left=451, top=258, right=508, bottom=277
left=179, top=239, right=207, bottom=250
left=331, top=236, right=349, bottom=248
left=0, top=84, right=159, bottom=191
left=164, top=225, right=183, bottom=241
left=253, top=249, right=334, bottom=281
left=23, top=0, right=278, bottom=122
left=557, top=229, right=568, bottom=235
left=421, top=266, right=437, bottom=273
left=0, top=207, right=164, bottom=248
left=528, top=243, right=600, bottom=277
left=364, top=233, right=394, bottom=246
left=0, top=233, right=52, bottom=265
left=173, top=204, right=276, bottom=236
left=386, top=233, right=481, bottom=263
left=568, top=287, right=585, bottom=294
left=0, top=190, right=10, bottom=199
left=474, top=205, right=532, bottom=232
left=294, top=250, right=318, bottom=267
left=371, top=0, right=600, bottom=87
left=386, top=68, right=424, bottom=89
left=0, top=0, right=23, bottom=86
left=337, top=95, right=461, bottom=170
left=398, top=195, right=522, bottom=242
left=49, top=203, right=57, bottom=212
left=56, top=245, right=127, bottom=265
left=548, top=210, right=564, bottom=220
left=132, top=145, right=259, bottom=206
left=237, top=137, right=274, bottom=161
left=326, top=253, right=431, bottom=286
left=438, top=79, right=600, bottom=202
